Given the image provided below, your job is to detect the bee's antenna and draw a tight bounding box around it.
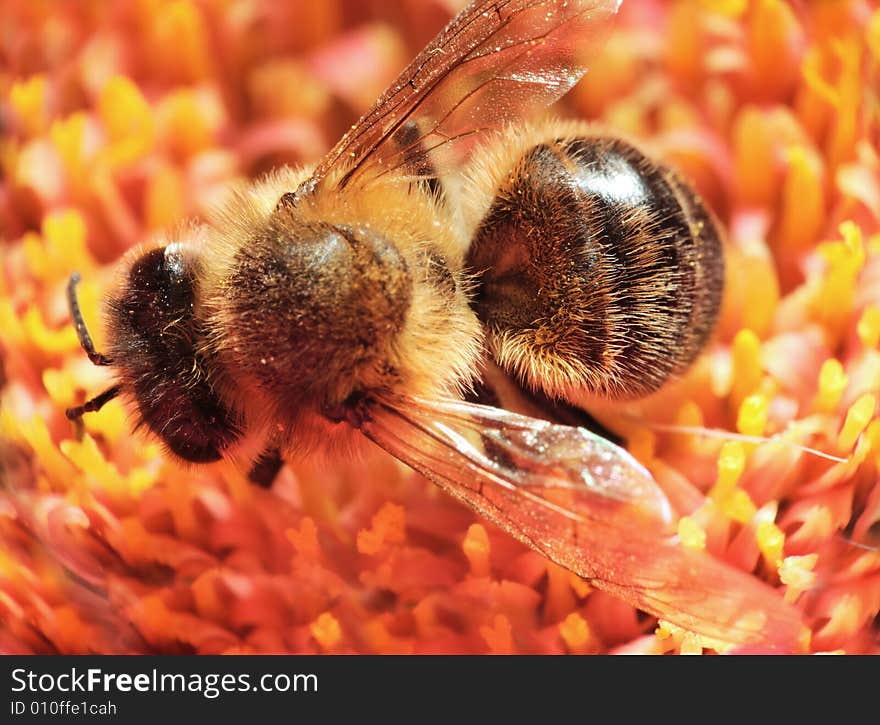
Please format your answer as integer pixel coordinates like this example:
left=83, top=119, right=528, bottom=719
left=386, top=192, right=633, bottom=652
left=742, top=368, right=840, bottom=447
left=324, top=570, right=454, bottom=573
left=65, top=384, right=122, bottom=421
left=66, top=272, right=120, bottom=421
left=67, top=272, right=113, bottom=366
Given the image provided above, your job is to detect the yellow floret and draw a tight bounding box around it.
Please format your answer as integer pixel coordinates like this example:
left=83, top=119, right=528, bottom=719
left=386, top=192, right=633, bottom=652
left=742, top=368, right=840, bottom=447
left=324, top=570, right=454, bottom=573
left=814, top=223, right=865, bottom=339
left=869, top=9, right=880, bottom=61
left=779, top=554, right=818, bottom=603
left=24, top=209, right=93, bottom=283
left=680, top=632, right=704, bottom=655
left=357, top=502, right=406, bottom=555
left=9, top=75, right=48, bottom=137
left=480, top=614, right=514, bottom=654
left=157, top=89, right=223, bottom=157
left=815, top=358, right=848, bottom=412
left=59, top=434, right=126, bottom=495
left=42, top=368, right=77, bottom=409
left=777, top=145, right=824, bottom=254
left=310, top=612, right=342, bottom=651
left=49, top=112, right=90, bottom=183
left=0, top=300, right=27, bottom=347
left=144, top=163, right=187, bottom=230
left=82, top=399, right=128, bottom=447
left=731, top=329, right=763, bottom=406
left=699, top=0, right=746, bottom=18
left=152, top=1, right=212, bottom=82
left=737, top=394, right=769, bottom=437
left=98, top=76, right=156, bottom=168
left=712, top=441, right=746, bottom=499
left=18, top=416, right=77, bottom=484
left=559, top=612, right=592, bottom=652
left=22, top=306, right=80, bottom=356
left=627, top=427, right=655, bottom=464
left=462, top=523, right=491, bottom=577
left=720, top=489, right=758, bottom=524
left=840, top=221, right=866, bottom=267
left=677, top=516, right=707, bottom=550
left=857, top=306, right=880, bottom=350
left=838, top=393, right=876, bottom=451
left=756, top=520, right=785, bottom=569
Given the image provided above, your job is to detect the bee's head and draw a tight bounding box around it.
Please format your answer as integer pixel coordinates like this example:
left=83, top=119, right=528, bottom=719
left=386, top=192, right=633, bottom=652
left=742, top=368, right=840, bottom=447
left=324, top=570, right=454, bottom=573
left=67, top=239, right=242, bottom=463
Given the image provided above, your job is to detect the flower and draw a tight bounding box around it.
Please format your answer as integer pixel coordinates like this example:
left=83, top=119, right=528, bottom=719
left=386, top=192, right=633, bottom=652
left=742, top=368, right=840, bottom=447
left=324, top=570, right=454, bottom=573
left=1, top=0, right=878, bottom=654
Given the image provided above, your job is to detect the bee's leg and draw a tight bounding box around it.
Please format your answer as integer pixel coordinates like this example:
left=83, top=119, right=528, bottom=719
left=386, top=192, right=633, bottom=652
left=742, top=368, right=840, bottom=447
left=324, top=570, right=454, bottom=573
left=521, top=387, right=624, bottom=447
left=66, top=385, right=122, bottom=421
left=468, top=360, right=624, bottom=447
left=247, top=447, right=285, bottom=488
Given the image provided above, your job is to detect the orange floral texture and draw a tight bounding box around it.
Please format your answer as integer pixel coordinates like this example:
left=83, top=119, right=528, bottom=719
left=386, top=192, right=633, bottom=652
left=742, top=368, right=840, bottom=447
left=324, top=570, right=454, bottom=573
left=1, top=0, right=879, bottom=654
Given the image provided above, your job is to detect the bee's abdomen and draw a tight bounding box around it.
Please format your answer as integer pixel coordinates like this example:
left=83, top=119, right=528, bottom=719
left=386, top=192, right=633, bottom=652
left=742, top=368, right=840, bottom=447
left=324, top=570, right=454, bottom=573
left=467, top=135, right=724, bottom=400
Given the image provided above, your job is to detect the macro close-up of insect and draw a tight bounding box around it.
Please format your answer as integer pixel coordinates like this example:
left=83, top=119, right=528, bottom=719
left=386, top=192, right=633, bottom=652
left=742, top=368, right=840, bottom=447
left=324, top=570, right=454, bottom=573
left=1, top=0, right=878, bottom=657
left=59, top=0, right=800, bottom=650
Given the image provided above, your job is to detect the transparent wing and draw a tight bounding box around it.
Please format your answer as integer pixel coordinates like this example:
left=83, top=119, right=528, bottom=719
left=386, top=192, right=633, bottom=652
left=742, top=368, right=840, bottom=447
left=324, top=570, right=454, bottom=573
left=303, top=0, right=621, bottom=192
left=360, top=396, right=805, bottom=650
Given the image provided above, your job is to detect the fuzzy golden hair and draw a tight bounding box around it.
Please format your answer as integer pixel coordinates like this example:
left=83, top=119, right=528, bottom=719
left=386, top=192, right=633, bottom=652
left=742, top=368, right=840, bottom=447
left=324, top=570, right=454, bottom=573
left=459, top=120, right=724, bottom=402
left=196, top=165, right=483, bottom=457
left=95, top=117, right=722, bottom=466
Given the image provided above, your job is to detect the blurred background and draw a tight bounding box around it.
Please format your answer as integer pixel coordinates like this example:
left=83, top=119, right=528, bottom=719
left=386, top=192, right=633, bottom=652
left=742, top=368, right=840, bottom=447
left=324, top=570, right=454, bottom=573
left=0, top=0, right=878, bottom=654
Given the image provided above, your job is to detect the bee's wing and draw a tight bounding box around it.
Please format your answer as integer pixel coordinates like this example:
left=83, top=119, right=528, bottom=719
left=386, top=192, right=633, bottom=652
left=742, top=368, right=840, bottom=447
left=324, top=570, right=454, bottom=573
left=305, top=0, right=621, bottom=191
left=361, top=396, right=805, bottom=650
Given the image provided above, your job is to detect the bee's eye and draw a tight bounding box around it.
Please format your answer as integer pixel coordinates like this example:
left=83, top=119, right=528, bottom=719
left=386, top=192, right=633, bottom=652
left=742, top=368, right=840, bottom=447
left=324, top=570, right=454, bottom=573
left=125, top=248, right=193, bottom=348
left=108, top=245, right=243, bottom=462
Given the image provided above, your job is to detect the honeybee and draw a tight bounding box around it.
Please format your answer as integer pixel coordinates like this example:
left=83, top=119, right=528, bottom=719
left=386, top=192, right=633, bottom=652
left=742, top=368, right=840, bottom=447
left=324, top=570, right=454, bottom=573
left=67, top=0, right=802, bottom=648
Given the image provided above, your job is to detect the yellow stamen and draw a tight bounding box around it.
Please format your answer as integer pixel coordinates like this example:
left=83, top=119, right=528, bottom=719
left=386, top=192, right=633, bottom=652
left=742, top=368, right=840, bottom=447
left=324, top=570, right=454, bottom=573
left=145, top=163, right=186, bottom=230
left=857, top=306, right=880, bottom=349
left=869, top=10, right=880, bottom=62
left=310, top=612, right=342, bottom=651
left=480, top=614, right=514, bottom=654
left=838, top=393, right=876, bottom=451
left=157, top=89, right=223, bottom=157
left=815, top=358, right=848, bottom=413
left=60, top=435, right=126, bottom=495
left=559, top=612, right=592, bottom=653
left=627, top=427, right=655, bottom=464
left=777, top=146, right=824, bottom=258
left=678, top=516, right=706, bottom=550
left=357, top=502, right=406, bottom=555
left=22, top=306, right=80, bottom=355
left=713, top=441, right=746, bottom=500
left=731, top=329, right=763, bottom=407
left=723, top=489, right=757, bottom=524
left=98, top=76, right=155, bottom=168
left=18, top=415, right=77, bottom=483
left=756, top=520, right=785, bottom=569
left=9, top=75, right=48, bottom=137
left=699, top=0, right=746, bottom=18
left=49, top=112, right=90, bottom=184
left=680, top=632, right=704, bottom=655
left=569, top=573, right=592, bottom=599
left=462, top=524, right=490, bottom=577
left=737, top=394, right=769, bottom=437
left=24, top=209, right=93, bottom=283
left=286, top=518, right=320, bottom=559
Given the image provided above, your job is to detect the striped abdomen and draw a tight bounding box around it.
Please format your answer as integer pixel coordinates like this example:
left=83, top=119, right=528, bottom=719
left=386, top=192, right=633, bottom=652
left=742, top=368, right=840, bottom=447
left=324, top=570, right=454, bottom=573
left=466, top=134, right=724, bottom=400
